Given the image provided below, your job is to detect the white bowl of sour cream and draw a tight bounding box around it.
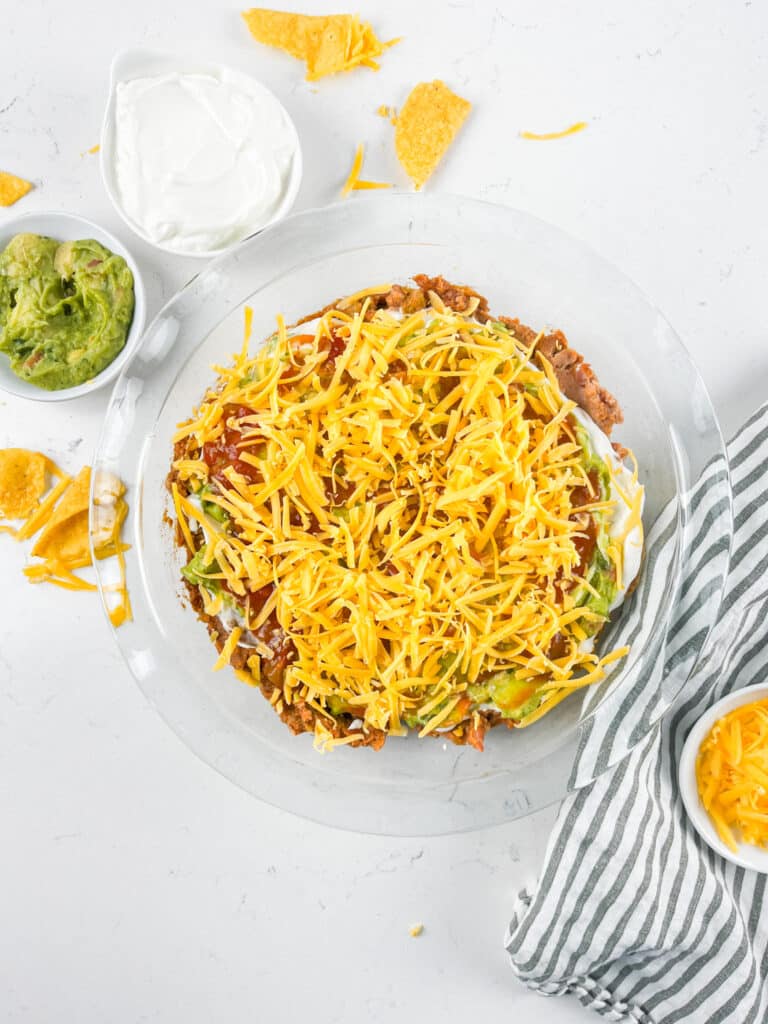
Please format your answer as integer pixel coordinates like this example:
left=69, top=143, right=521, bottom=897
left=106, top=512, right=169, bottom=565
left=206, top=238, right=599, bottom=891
left=100, top=49, right=303, bottom=258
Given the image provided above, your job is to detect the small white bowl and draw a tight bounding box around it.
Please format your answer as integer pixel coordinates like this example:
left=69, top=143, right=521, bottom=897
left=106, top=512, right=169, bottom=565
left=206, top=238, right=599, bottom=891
left=679, top=683, right=768, bottom=872
left=100, top=48, right=303, bottom=259
left=0, top=211, right=147, bottom=402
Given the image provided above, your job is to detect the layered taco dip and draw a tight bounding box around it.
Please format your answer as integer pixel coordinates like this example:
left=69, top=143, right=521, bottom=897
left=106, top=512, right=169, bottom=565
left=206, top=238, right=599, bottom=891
left=169, top=276, right=644, bottom=751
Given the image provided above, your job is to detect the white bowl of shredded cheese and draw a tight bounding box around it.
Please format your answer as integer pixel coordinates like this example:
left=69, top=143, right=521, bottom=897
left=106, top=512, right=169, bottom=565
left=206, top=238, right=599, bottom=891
left=679, top=684, right=768, bottom=873
left=100, top=49, right=303, bottom=259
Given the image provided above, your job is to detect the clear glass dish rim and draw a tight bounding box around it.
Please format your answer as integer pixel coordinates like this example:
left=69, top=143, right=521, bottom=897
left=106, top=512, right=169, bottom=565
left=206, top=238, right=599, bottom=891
left=90, top=193, right=733, bottom=834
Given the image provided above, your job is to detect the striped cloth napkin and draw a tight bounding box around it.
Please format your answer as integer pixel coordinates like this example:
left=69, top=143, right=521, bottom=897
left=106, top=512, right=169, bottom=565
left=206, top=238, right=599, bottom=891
left=506, top=402, right=768, bottom=1023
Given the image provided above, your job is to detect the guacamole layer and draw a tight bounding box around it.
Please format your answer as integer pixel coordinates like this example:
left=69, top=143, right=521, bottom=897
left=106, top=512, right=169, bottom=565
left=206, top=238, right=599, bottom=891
left=0, top=232, right=135, bottom=390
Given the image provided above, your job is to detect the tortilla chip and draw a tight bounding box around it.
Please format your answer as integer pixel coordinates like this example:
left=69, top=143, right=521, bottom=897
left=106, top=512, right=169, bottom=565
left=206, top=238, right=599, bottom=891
left=31, top=465, right=91, bottom=564
left=0, top=449, right=47, bottom=519
left=242, top=8, right=397, bottom=80
left=0, top=171, right=33, bottom=207
left=242, top=9, right=308, bottom=60
left=394, top=81, right=471, bottom=190
left=33, top=508, right=90, bottom=565
left=303, top=15, right=354, bottom=79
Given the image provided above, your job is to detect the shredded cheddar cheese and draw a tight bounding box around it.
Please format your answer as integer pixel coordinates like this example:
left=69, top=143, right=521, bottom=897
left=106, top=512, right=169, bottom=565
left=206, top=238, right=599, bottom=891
left=15, top=470, right=72, bottom=540
left=342, top=143, right=392, bottom=195
left=23, top=560, right=99, bottom=591
left=174, top=302, right=633, bottom=740
left=313, top=720, right=363, bottom=752
left=520, top=121, right=588, bottom=141
left=214, top=626, right=243, bottom=670
left=341, top=144, right=365, bottom=195
left=352, top=179, right=392, bottom=191
left=696, top=698, right=768, bottom=852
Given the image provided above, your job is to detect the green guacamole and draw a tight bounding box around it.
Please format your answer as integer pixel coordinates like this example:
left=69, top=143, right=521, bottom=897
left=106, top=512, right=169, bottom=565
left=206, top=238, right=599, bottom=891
left=0, top=232, right=135, bottom=390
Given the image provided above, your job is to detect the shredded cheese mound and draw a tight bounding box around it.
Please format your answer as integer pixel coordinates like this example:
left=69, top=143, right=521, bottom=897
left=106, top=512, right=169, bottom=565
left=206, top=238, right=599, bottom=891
left=174, top=301, right=633, bottom=739
left=696, top=698, right=768, bottom=852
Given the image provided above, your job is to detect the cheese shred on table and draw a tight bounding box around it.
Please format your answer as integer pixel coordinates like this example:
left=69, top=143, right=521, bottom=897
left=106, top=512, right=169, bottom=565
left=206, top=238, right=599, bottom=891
left=520, top=121, right=588, bottom=141
left=341, top=143, right=392, bottom=195
left=173, top=303, right=632, bottom=739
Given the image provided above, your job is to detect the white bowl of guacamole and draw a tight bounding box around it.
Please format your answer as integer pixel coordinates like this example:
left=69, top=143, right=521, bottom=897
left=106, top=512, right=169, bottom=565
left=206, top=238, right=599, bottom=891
left=0, top=211, right=146, bottom=401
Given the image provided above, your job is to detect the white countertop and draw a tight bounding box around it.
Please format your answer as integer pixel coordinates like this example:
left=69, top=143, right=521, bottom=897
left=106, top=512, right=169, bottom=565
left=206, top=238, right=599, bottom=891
left=2, top=1, right=767, bottom=1021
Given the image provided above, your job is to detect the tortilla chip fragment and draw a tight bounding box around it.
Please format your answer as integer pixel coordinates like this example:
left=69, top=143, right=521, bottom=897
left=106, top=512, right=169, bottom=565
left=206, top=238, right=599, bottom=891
left=0, top=171, right=33, bottom=207
left=242, top=9, right=307, bottom=59
left=394, top=81, right=471, bottom=190
left=0, top=449, right=47, bottom=518
left=31, top=465, right=91, bottom=564
left=242, top=8, right=398, bottom=80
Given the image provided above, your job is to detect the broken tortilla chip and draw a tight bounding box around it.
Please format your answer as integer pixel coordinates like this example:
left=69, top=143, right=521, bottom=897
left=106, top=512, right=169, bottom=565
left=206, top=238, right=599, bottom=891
left=31, top=465, right=91, bottom=564
left=242, top=9, right=307, bottom=60
left=0, top=449, right=48, bottom=519
left=303, top=15, right=359, bottom=79
left=376, top=104, right=397, bottom=125
left=0, top=171, right=33, bottom=207
left=242, top=8, right=399, bottom=81
left=0, top=451, right=132, bottom=621
left=394, top=81, right=471, bottom=190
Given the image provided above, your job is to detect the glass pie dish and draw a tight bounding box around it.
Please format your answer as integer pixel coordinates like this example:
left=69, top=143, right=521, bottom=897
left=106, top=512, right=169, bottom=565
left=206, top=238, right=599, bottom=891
left=92, top=194, right=732, bottom=835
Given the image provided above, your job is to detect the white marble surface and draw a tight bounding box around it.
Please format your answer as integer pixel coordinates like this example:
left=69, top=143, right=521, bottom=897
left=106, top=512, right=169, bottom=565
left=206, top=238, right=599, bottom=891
left=2, top=1, right=767, bottom=1021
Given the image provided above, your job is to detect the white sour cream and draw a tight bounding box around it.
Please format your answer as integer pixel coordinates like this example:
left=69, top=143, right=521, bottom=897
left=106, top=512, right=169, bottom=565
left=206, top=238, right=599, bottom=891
left=113, top=69, right=299, bottom=255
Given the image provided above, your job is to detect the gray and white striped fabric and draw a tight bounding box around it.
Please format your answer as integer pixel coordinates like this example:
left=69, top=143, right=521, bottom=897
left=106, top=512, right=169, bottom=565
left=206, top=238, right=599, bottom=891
left=506, top=403, right=768, bottom=1023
